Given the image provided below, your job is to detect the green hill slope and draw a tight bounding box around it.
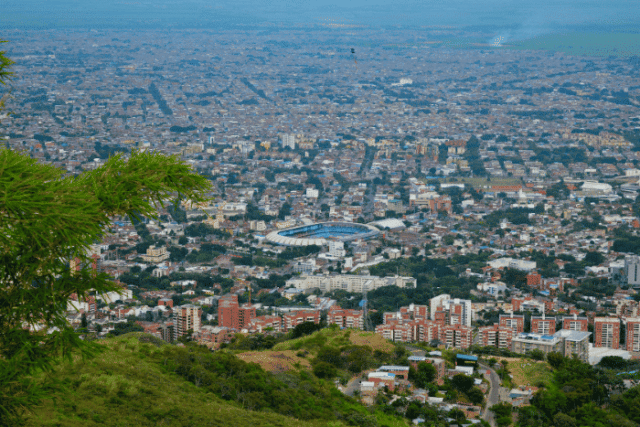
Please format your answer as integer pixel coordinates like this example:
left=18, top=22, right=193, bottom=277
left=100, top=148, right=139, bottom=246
left=24, top=333, right=405, bottom=427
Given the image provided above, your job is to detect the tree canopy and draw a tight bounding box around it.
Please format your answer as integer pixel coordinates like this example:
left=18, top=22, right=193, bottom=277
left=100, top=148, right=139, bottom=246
left=0, top=147, right=211, bottom=422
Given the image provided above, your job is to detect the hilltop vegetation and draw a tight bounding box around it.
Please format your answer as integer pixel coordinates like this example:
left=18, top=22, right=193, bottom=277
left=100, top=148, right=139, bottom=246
left=24, top=333, right=407, bottom=427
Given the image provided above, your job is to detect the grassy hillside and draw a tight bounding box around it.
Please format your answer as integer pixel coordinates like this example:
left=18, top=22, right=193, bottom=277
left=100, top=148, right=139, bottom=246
left=24, top=333, right=407, bottom=427
left=271, top=327, right=394, bottom=355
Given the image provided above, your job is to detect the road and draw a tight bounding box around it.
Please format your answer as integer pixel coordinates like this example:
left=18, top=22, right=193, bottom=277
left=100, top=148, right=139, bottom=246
left=342, top=376, right=362, bottom=397
left=479, top=362, right=501, bottom=427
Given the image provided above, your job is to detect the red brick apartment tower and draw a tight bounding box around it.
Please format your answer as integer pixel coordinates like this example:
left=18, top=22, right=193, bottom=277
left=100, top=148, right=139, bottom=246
left=414, top=319, right=440, bottom=343
left=478, top=325, right=514, bottom=349
left=218, top=294, right=255, bottom=329
left=439, top=324, right=473, bottom=349
left=283, top=310, right=320, bottom=331
left=238, top=303, right=256, bottom=328
left=527, top=272, right=542, bottom=288
left=562, top=314, right=589, bottom=332
left=594, top=317, right=620, bottom=349
left=499, top=313, right=525, bottom=333
left=218, top=294, right=239, bottom=329
left=327, top=306, right=364, bottom=330
left=626, top=318, right=640, bottom=352
left=531, top=314, right=556, bottom=335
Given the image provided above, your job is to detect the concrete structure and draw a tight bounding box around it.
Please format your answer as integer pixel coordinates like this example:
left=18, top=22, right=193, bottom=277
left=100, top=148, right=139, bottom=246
left=488, top=257, right=537, bottom=272
left=512, top=333, right=561, bottom=356
left=377, top=365, right=410, bottom=380
left=327, top=305, right=364, bottom=329
left=142, top=245, right=169, bottom=263
left=594, top=317, right=621, bottom=349
left=287, top=274, right=416, bottom=293
left=531, top=314, right=556, bottom=335
left=554, top=329, right=591, bottom=363
left=562, top=314, right=589, bottom=331
left=217, top=294, right=256, bottom=330
left=499, top=313, right=525, bottom=333
left=282, top=310, right=320, bottom=331
left=626, top=317, right=640, bottom=352
left=266, top=221, right=379, bottom=246
left=282, top=133, right=296, bottom=149
left=375, top=322, right=414, bottom=342
left=478, top=324, right=514, bottom=349
left=247, top=315, right=283, bottom=333
left=173, top=304, right=202, bottom=339
left=626, top=255, right=640, bottom=287
left=440, top=324, right=473, bottom=349
left=328, top=241, right=346, bottom=257
left=408, top=356, right=446, bottom=384
left=430, top=294, right=472, bottom=327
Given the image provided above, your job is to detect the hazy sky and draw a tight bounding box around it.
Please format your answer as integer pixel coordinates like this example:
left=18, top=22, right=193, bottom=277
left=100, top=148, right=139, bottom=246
left=2, top=0, right=639, bottom=39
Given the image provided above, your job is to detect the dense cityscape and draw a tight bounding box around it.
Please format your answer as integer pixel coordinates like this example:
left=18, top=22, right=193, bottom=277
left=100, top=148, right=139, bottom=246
left=3, top=9, right=640, bottom=427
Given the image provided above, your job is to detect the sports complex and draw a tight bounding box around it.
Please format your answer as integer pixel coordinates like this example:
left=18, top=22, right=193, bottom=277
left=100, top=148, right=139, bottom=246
left=266, top=222, right=380, bottom=246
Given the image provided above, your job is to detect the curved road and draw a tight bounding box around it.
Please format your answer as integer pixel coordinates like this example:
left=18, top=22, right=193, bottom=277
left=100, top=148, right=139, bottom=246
left=479, top=362, right=501, bottom=427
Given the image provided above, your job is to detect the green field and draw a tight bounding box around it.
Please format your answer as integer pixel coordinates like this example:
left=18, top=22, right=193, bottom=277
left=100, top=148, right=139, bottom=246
left=509, top=32, right=640, bottom=57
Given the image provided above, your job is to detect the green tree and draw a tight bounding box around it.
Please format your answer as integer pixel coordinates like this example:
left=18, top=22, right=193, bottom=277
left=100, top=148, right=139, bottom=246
left=547, top=351, right=565, bottom=369
left=409, top=361, right=437, bottom=388
left=0, top=147, right=211, bottom=422
left=0, top=41, right=13, bottom=110
left=491, top=402, right=512, bottom=427
left=451, top=373, right=474, bottom=393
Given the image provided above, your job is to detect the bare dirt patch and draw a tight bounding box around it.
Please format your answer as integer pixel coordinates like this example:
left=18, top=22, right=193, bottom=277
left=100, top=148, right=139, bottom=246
left=236, top=350, right=312, bottom=373
left=349, top=331, right=394, bottom=352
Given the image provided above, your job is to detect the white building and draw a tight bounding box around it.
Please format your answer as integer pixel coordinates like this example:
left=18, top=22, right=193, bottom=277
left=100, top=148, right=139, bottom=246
left=282, top=133, right=296, bottom=150
left=287, top=274, right=416, bottom=293
left=328, top=241, right=346, bottom=257
left=581, top=181, right=613, bottom=195
left=488, top=257, right=537, bottom=272
left=626, top=255, right=640, bottom=287
left=306, top=188, right=319, bottom=199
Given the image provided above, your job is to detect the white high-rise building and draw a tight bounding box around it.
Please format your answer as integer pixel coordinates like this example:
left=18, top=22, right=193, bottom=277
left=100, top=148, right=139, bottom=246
left=626, top=255, right=640, bottom=287
left=282, top=134, right=296, bottom=150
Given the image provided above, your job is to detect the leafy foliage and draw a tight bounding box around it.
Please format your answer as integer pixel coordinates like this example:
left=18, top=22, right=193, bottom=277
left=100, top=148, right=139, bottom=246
left=0, top=148, right=211, bottom=422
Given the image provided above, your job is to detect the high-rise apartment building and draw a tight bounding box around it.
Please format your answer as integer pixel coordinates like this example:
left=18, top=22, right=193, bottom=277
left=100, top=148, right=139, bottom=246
left=626, top=255, right=640, bottom=287
left=562, top=314, right=589, bottom=332
left=282, top=133, right=296, bottom=150
left=531, top=314, right=556, bottom=335
left=430, top=294, right=472, bottom=327
left=499, top=313, right=525, bottom=333
left=594, top=317, right=620, bottom=349
left=626, top=317, right=640, bottom=352
left=173, top=304, right=202, bottom=339
left=218, top=294, right=256, bottom=330
left=478, top=325, right=514, bottom=349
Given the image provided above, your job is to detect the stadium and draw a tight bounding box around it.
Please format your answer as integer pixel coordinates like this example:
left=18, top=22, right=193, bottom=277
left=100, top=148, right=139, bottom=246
left=266, top=222, right=380, bottom=246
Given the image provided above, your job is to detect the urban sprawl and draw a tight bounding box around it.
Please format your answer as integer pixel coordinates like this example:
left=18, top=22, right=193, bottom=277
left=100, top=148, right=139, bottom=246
left=4, top=26, right=640, bottom=418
